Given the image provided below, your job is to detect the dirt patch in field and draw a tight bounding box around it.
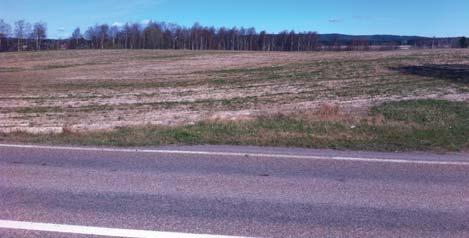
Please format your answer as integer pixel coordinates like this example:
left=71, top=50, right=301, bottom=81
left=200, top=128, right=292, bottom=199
left=1, top=49, right=468, bottom=133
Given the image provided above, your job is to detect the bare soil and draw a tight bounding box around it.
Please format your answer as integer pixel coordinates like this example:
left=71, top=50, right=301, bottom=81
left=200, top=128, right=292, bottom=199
left=1, top=49, right=468, bottom=134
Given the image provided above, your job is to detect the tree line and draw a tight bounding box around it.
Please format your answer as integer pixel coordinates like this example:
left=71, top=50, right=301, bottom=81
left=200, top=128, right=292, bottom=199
left=0, top=19, right=48, bottom=51
left=0, top=19, right=468, bottom=52
left=71, top=21, right=321, bottom=51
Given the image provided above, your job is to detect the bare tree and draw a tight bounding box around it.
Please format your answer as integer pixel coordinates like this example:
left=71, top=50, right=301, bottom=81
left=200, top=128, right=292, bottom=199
left=32, top=22, right=47, bottom=50
left=143, top=22, right=162, bottom=49
left=459, top=37, right=468, bottom=48
left=128, top=23, right=141, bottom=49
left=2, top=18, right=439, bottom=52
left=14, top=20, right=31, bottom=51
left=84, top=26, right=97, bottom=48
left=0, top=19, right=12, bottom=51
left=108, top=25, right=119, bottom=48
left=70, top=27, right=82, bottom=49
left=122, top=23, right=131, bottom=49
left=98, top=24, right=109, bottom=49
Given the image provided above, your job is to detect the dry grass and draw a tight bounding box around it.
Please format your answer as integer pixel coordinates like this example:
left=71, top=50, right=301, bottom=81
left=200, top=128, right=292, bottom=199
left=0, top=49, right=468, bottom=135
left=315, top=103, right=342, bottom=121
left=2, top=100, right=467, bottom=152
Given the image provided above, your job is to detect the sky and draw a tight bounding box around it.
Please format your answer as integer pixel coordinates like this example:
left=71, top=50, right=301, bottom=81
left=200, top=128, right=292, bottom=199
left=1, top=0, right=468, bottom=39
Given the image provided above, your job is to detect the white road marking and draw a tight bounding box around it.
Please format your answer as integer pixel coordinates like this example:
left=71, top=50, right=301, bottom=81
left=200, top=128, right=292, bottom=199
left=1, top=143, right=468, bottom=166
left=0, top=220, right=251, bottom=238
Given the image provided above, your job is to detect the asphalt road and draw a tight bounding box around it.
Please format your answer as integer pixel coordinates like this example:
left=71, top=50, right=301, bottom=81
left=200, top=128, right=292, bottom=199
left=1, top=144, right=469, bottom=238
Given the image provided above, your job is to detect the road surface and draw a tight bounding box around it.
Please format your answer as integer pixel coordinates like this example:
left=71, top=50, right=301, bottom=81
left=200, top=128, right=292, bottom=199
left=0, top=144, right=468, bottom=237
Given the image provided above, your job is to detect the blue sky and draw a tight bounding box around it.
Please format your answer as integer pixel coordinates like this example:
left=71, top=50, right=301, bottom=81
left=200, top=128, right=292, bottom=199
left=1, top=0, right=468, bottom=38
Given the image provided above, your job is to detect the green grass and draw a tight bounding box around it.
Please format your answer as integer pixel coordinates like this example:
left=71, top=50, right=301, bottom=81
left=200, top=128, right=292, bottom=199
left=0, top=62, right=108, bottom=73
left=368, top=100, right=469, bottom=151
left=2, top=99, right=468, bottom=152
left=372, top=100, right=468, bottom=127
left=13, top=106, right=64, bottom=114
left=34, top=62, right=109, bottom=70
left=0, top=67, right=22, bottom=72
left=134, top=53, right=197, bottom=61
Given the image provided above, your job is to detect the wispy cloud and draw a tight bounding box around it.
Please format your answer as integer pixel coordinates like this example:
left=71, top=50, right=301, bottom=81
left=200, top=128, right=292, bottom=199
left=328, top=18, right=343, bottom=24
left=327, top=16, right=390, bottom=24
left=56, top=27, right=67, bottom=39
left=352, top=16, right=372, bottom=21
left=352, top=16, right=392, bottom=22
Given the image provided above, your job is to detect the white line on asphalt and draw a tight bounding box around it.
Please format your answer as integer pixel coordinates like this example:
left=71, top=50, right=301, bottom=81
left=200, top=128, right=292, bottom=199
left=0, top=220, right=251, bottom=238
left=1, top=143, right=469, bottom=166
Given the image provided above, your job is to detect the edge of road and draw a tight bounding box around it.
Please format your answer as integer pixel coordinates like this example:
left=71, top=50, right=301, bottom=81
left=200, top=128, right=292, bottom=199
left=1, top=143, right=469, bottom=166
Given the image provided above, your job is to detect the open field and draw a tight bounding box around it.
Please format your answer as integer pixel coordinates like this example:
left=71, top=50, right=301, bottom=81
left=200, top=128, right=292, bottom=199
left=1, top=49, right=468, bottom=151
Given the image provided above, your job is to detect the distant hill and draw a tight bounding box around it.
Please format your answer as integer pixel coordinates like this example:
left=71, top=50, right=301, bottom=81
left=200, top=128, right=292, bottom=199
left=318, top=34, right=434, bottom=44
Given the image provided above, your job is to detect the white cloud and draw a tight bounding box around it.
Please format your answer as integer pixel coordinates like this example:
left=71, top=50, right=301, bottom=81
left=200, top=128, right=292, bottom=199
left=141, top=19, right=151, bottom=25
left=112, top=22, right=123, bottom=27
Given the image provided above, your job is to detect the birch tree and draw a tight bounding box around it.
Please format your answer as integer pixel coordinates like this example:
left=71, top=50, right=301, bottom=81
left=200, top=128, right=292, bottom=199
left=71, top=27, right=82, bottom=49
left=0, top=19, right=11, bottom=51
left=32, top=22, right=47, bottom=50
left=14, top=20, right=30, bottom=51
